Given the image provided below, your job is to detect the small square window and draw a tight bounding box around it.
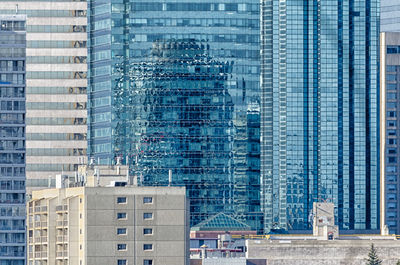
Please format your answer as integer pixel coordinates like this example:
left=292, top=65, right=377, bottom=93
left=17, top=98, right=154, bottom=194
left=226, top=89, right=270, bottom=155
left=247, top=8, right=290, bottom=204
left=117, top=228, right=127, bottom=235
left=117, top=197, right=127, bottom=204
left=144, top=260, right=153, bottom=265
left=143, top=213, right=153, bottom=220
left=117, top=212, right=127, bottom=219
left=143, top=197, right=153, bottom=204
left=143, top=228, right=153, bottom=235
left=143, top=244, right=153, bottom=251
left=118, top=260, right=127, bottom=265
left=118, top=244, right=127, bottom=251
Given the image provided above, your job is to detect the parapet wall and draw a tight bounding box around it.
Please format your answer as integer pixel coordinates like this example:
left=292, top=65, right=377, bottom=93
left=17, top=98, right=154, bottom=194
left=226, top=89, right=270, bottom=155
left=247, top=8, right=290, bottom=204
left=246, top=239, right=400, bottom=265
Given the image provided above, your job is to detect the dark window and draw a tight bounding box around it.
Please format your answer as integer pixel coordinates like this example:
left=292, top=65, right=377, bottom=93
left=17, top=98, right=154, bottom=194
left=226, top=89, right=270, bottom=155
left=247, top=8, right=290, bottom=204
left=117, top=212, right=127, bottom=219
left=143, top=197, right=153, bottom=204
left=117, top=197, right=127, bottom=203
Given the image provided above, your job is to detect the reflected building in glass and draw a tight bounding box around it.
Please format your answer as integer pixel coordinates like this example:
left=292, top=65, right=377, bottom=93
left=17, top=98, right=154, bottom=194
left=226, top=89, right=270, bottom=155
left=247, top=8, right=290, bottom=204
left=261, top=0, right=380, bottom=232
left=0, top=15, right=26, bottom=265
left=88, top=2, right=261, bottom=229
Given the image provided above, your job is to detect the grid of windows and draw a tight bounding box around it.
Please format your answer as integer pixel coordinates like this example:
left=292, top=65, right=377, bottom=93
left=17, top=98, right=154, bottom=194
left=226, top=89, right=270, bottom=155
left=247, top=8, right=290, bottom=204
left=384, top=35, right=400, bottom=234
left=0, top=15, right=26, bottom=265
left=261, top=0, right=379, bottom=232
left=88, top=0, right=262, bottom=231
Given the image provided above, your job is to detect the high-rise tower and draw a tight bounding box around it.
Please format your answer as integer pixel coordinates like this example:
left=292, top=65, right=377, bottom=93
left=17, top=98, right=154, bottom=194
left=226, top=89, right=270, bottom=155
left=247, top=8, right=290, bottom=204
left=0, top=14, right=26, bottom=265
left=261, top=0, right=380, bottom=232
left=0, top=0, right=88, bottom=194
left=88, top=1, right=261, bottom=230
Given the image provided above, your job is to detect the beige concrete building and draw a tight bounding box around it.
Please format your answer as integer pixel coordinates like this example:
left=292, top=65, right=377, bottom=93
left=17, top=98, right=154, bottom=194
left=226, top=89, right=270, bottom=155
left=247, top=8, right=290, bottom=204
left=0, top=0, right=87, bottom=193
left=27, top=186, right=189, bottom=265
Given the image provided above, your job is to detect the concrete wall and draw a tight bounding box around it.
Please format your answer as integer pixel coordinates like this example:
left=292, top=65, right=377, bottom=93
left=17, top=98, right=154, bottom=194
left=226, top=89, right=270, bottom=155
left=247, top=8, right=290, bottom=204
left=247, top=239, right=400, bottom=265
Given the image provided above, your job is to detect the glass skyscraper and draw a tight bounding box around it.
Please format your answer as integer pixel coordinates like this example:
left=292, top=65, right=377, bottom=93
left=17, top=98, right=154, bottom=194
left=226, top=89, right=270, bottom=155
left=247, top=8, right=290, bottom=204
left=261, top=0, right=380, bottom=232
left=88, top=1, right=262, bottom=230
left=0, top=15, right=26, bottom=265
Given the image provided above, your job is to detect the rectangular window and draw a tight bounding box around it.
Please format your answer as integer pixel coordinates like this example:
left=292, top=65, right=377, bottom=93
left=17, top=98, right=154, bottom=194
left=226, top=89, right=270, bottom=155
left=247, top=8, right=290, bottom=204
left=117, top=197, right=127, bottom=204
left=143, top=213, right=153, bottom=220
left=117, top=260, right=127, bottom=265
left=117, top=228, right=127, bottom=235
left=117, top=212, right=127, bottom=219
left=143, top=197, right=153, bottom=204
left=117, top=244, right=127, bottom=250
left=143, top=228, right=153, bottom=235
left=143, top=244, right=153, bottom=251
left=144, top=260, right=153, bottom=265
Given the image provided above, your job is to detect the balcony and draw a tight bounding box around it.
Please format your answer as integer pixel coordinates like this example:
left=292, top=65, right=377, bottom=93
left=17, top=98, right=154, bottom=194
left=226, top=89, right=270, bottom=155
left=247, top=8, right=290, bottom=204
left=56, top=221, right=68, bottom=227
left=56, top=205, right=68, bottom=212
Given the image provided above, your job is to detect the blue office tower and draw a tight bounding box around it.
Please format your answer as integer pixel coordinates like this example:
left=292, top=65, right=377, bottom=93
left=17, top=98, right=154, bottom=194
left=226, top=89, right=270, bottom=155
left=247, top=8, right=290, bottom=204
left=88, top=2, right=261, bottom=229
left=0, top=15, right=26, bottom=265
left=261, top=0, right=380, bottom=232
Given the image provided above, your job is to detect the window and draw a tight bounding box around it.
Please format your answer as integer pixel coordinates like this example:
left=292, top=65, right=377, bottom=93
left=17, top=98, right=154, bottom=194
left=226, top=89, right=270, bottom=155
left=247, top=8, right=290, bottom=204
left=143, top=213, right=153, bottom=220
left=118, top=260, right=127, bottom=265
left=144, top=260, right=153, bottom=265
left=117, top=197, right=127, bottom=204
left=143, top=197, right=153, bottom=204
left=117, top=228, right=127, bottom=235
left=143, top=244, right=153, bottom=251
left=117, top=212, right=127, bottom=219
left=143, top=228, right=153, bottom=235
left=117, top=244, right=127, bottom=250
left=389, top=157, right=397, bottom=163
left=389, top=139, right=397, bottom=145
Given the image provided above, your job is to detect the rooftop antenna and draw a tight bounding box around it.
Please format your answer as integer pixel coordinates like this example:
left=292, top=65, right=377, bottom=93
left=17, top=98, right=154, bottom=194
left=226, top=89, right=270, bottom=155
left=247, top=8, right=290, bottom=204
left=96, top=167, right=100, bottom=186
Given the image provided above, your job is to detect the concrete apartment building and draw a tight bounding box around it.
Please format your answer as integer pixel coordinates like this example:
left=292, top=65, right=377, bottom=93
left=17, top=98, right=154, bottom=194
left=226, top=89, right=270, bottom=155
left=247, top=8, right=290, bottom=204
left=0, top=0, right=87, bottom=194
left=27, top=185, right=189, bottom=265
left=380, top=32, right=400, bottom=234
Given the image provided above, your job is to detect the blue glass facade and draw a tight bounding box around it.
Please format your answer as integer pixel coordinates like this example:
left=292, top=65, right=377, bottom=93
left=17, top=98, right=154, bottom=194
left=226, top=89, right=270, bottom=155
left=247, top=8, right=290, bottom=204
left=0, top=15, right=26, bottom=265
left=261, top=0, right=380, bottom=232
left=88, top=1, right=261, bottom=230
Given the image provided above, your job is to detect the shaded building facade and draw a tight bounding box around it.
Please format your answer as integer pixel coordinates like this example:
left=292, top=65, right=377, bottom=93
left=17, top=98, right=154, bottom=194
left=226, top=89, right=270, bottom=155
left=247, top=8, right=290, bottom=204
left=88, top=1, right=261, bottom=230
left=261, top=0, right=380, bottom=232
left=0, top=14, right=26, bottom=265
left=380, top=32, right=400, bottom=234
